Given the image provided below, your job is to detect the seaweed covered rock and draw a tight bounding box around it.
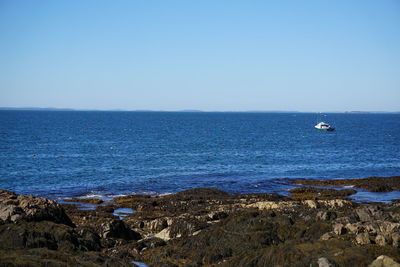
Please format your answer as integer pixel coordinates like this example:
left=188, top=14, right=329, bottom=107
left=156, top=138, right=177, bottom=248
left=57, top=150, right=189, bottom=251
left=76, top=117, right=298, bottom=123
left=99, top=219, right=141, bottom=240
left=0, top=221, right=99, bottom=251
left=289, top=187, right=357, bottom=200
left=0, top=190, right=136, bottom=266
left=292, top=176, right=400, bottom=193
left=2, top=186, right=400, bottom=266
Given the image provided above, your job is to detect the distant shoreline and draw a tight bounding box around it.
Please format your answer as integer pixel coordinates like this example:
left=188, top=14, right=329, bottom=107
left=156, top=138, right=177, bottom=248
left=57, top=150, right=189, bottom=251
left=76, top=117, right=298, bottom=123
left=0, top=107, right=399, bottom=114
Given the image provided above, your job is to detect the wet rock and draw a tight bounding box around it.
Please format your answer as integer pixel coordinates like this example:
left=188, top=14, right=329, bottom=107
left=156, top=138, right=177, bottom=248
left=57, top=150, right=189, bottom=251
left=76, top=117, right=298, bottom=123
left=100, top=219, right=141, bottom=240
left=369, top=255, right=400, bottom=267
left=292, top=176, right=400, bottom=192
left=289, top=187, right=356, bottom=200
left=63, top=198, right=104, bottom=204
left=356, top=232, right=371, bottom=245
left=173, top=188, right=231, bottom=199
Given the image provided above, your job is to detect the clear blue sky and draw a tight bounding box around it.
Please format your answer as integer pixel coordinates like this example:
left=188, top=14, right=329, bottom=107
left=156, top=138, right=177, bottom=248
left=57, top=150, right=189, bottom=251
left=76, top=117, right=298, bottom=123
left=0, top=0, right=399, bottom=111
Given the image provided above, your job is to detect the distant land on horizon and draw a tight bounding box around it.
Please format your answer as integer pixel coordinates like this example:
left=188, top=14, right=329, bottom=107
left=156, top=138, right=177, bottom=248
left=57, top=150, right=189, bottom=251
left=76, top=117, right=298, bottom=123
left=0, top=107, right=399, bottom=114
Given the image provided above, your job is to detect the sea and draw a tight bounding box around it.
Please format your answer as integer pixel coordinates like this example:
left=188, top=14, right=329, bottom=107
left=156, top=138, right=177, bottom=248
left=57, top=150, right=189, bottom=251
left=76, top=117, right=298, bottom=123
left=1, top=111, right=399, bottom=202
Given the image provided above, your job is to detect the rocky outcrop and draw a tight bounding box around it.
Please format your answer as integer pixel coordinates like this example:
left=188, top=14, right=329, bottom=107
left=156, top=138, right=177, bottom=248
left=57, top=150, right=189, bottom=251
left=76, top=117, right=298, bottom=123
left=0, top=191, right=136, bottom=266
left=289, top=187, right=357, bottom=200
left=0, top=190, right=73, bottom=226
left=322, top=205, right=400, bottom=247
left=99, top=219, right=141, bottom=240
left=369, top=255, right=400, bottom=267
left=1, top=187, right=400, bottom=266
left=292, top=176, right=400, bottom=192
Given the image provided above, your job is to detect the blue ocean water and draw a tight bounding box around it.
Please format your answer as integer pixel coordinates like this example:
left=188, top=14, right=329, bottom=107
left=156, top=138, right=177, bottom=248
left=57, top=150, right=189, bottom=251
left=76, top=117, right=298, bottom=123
left=0, top=111, right=399, bottom=200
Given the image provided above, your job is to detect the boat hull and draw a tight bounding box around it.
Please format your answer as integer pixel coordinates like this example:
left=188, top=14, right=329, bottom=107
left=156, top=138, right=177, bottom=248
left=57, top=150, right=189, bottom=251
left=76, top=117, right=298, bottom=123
left=315, top=127, right=335, bottom=131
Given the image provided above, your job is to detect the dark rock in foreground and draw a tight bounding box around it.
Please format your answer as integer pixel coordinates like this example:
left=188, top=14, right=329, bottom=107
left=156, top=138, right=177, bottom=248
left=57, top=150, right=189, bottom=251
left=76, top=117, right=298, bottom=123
left=0, top=189, right=73, bottom=226
left=0, top=190, right=133, bottom=266
left=1, top=185, right=400, bottom=266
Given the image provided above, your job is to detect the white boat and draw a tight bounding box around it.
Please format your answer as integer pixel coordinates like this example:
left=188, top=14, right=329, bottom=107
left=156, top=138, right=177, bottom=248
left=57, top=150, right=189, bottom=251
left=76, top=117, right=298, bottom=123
left=315, top=122, right=335, bottom=131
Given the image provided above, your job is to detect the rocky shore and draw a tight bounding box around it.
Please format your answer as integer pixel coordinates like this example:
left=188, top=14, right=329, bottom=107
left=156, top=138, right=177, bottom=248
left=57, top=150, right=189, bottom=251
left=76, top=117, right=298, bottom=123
left=1, top=177, right=400, bottom=266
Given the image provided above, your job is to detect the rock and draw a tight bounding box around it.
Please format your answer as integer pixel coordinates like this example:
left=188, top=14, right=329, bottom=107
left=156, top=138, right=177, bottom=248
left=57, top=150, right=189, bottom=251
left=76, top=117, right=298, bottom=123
left=289, top=187, right=356, bottom=201
left=318, top=257, right=334, bottom=267
left=335, top=215, right=358, bottom=225
left=345, top=222, right=361, bottom=233
left=0, top=204, right=22, bottom=222
left=154, top=217, right=206, bottom=241
left=100, top=219, right=141, bottom=240
left=173, top=188, right=231, bottom=199
left=378, top=221, right=400, bottom=233
left=365, top=222, right=381, bottom=234
left=320, top=232, right=335, bottom=240
left=77, top=227, right=102, bottom=251
left=208, top=211, right=229, bottom=220
left=168, top=218, right=205, bottom=239
left=148, top=218, right=168, bottom=232
left=369, top=255, right=400, bottom=267
left=375, top=234, right=389, bottom=246
left=316, top=211, right=337, bottom=221
left=291, top=176, right=400, bottom=193
left=356, top=232, right=371, bottom=245
left=63, top=198, right=104, bottom=204
left=304, top=200, right=318, bottom=209
left=356, top=207, right=373, bottom=222
left=245, top=201, right=291, bottom=210
left=154, top=227, right=172, bottom=241
left=0, top=221, right=102, bottom=252
left=392, top=233, right=400, bottom=247
left=333, top=223, right=345, bottom=235
left=0, top=190, right=73, bottom=226
left=135, top=237, right=166, bottom=251
left=319, top=199, right=353, bottom=208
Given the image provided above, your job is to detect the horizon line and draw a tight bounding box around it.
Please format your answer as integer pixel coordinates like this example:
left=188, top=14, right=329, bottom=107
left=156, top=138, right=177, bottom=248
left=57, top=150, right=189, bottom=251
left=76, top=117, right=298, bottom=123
left=0, top=106, right=399, bottom=114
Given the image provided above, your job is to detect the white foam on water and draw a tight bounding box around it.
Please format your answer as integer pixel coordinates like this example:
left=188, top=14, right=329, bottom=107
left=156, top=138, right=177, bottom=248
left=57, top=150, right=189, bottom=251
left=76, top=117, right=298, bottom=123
left=158, top=192, right=173, bottom=196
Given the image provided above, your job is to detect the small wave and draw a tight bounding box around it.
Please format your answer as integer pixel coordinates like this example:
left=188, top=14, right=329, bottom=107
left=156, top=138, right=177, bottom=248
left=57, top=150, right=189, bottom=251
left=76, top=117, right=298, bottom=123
left=158, top=192, right=173, bottom=196
left=79, top=193, right=127, bottom=201
left=80, top=194, right=108, bottom=198
left=131, top=190, right=159, bottom=196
